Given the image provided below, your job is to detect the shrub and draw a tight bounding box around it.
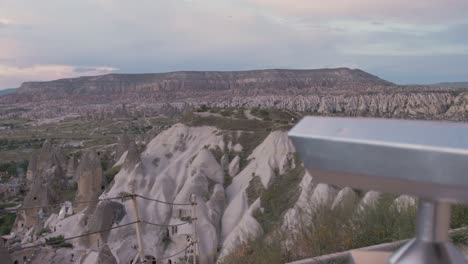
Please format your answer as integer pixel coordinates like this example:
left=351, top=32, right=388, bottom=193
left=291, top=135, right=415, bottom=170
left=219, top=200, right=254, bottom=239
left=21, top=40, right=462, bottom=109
left=254, top=156, right=304, bottom=234
left=0, top=213, right=16, bottom=235
left=224, top=191, right=417, bottom=262
left=219, top=235, right=287, bottom=264
left=46, top=235, right=73, bottom=248
left=451, top=204, right=468, bottom=229
left=104, top=165, right=121, bottom=184
left=451, top=228, right=468, bottom=245
left=223, top=174, right=232, bottom=188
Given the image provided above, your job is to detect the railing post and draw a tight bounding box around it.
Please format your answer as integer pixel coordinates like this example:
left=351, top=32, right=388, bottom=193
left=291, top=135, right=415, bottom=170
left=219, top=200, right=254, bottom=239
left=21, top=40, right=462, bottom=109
left=389, top=199, right=465, bottom=264
left=190, top=194, right=199, bottom=264
left=289, top=117, right=468, bottom=264
left=131, top=193, right=145, bottom=264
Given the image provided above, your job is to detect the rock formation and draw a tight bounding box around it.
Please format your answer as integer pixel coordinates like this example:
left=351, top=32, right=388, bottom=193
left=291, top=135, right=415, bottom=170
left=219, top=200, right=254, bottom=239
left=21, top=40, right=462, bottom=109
left=228, top=156, right=240, bottom=177
left=8, top=123, right=426, bottom=263
left=2, top=68, right=467, bottom=121
left=65, top=154, right=77, bottom=180
left=79, top=202, right=125, bottom=250
left=15, top=141, right=68, bottom=230
left=115, top=134, right=130, bottom=162
left=74, top=150, right=104, bottom=213
left=26, top=154, right=37, bottom=186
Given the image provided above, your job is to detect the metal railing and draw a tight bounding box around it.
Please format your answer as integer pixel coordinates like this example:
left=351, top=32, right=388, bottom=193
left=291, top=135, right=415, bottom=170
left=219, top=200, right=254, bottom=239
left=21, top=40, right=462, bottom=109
left=289, top=117, right=468, bottom=264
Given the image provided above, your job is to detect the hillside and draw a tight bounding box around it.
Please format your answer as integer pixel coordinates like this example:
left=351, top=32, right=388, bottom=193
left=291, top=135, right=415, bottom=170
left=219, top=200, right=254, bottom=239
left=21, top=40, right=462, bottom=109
left=6, top=120, right=425, bottom=264
left=14, top=68, right=392, bottom=100
left=2, top=68, right=468, bottom=121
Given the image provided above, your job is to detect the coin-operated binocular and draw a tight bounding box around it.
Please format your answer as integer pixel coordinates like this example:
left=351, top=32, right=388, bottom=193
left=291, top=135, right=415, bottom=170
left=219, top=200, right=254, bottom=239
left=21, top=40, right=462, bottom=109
left=289, top=117, right=468, bottom=264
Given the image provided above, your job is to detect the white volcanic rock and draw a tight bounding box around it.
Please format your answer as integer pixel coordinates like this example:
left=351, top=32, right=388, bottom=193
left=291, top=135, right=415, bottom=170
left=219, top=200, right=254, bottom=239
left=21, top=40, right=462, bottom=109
left=359, top=191, right=381, bottom=210
left=309, top=183, right=338, bottom=208
left=221, top=131, right=295, bottom=257
left=81, top=245, right=117, bottom=264
left=226, top=131, right=295, bottom=201
left=282, top=172, right=313, bottom=231
left=218, top=198, right=263, bottom=259
left=113, top=150, right=127, bottom=168
left=393, top=195, right=417, bottom=212
left=190, top=149, right=224, bottom=184
left=331, top=187, right=358, bottom=210
left=98, top=124, right=226, bottom=264
left=11, top=121, right=420, bottom=264
left=228, top=155, right=240, bottom=177
left=233, top=143, right=243, bottom=152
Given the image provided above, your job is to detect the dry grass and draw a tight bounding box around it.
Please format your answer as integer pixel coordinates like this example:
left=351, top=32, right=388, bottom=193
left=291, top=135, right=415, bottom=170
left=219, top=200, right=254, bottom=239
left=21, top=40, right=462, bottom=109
left=221, top=194, right=417, bottom=264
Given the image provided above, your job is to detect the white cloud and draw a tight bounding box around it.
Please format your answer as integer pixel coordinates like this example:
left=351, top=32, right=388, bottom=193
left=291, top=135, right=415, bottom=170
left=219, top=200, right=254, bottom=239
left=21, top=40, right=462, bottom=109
left=0, top=18, right=13, bottom=25
left=243, top=0, right=468, bottom=22
left=0, top=0, right=467, bottom=87
left=325, top=20, right=452, bottom=36
left=339, top=43, right=468, bottom=56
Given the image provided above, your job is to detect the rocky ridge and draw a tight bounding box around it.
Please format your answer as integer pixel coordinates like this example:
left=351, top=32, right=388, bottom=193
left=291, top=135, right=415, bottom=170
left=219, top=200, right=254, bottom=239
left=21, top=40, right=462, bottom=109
left=2, top=68, right=467, bottom=121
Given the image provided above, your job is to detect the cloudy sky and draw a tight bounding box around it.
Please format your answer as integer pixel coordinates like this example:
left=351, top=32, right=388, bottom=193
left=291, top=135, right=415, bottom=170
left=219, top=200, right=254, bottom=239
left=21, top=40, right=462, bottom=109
left=1, top=0, right=468, bottom=89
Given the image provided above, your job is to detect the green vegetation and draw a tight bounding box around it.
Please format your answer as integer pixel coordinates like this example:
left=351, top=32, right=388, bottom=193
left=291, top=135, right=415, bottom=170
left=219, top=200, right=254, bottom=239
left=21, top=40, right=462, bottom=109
left=182, top=114, right=274, bottom=132
left=245, top=175, right=264, bottom=206
left=223, top=174, right=232, bottom=189
left=104, top=165, right=121, bottom=184
left=227, top=196, right=468, bottom=263
left=224, top=194, right=416, bottom=263
left=0, top=202, right=18, bottom=209
left=59, top=181, right=78, bottom=202
left=253, top=156, right=304, bottom=234
left=220, top=235, right=286, bottom=264
left=0, top=160, right=28, bottom=180
left=0, top=116, right=176, bottom=162
left=451, top=228, right=468, bottom=245
left=0, top=212, right=16, bottom=235
left=250, top=108, right=297, bottom=126
left=235, top=131, right=269, bottom=171
left=45, top=235, right=73, bottom=248
left=0, top=138, right=43, bottom=151
left=451, top=204, right=468, bottom=229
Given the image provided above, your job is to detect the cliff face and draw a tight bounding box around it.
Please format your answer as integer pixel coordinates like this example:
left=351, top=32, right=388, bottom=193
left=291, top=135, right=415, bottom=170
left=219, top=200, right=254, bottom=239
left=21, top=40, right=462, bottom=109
left=14, top=68, right=392, bottom=100
left=1, top=68, right=467, bottom=121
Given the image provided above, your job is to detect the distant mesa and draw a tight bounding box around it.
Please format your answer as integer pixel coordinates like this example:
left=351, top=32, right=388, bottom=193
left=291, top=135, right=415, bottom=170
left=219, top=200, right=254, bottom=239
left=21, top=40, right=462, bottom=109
left=431, top=82, right=468, bottom=89
left=11, top=68, right=393, bottom=101
left=1, top=68, right=468, bottom=121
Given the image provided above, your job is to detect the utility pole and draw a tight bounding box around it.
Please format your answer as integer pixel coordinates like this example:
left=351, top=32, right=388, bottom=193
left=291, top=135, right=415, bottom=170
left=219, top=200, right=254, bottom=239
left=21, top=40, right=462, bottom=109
left=131, top=192, right=145, bottom=264
left=190, top=194, right=199, bottom=264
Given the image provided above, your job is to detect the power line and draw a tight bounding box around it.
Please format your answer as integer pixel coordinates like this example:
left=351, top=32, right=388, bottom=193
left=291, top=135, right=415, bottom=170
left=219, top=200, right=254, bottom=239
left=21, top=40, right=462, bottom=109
left=3, top=195, right=131, bottom=212
left=9, top=218, right=192, bottom=253
left=6, top=193, right=198, bottom=260
left=141, top=219, right=191, bottom=227
left=136, top=194, right=192, bottom=206
left=4, top=193, right=190, bottom=213
left=9, top=221, right=138, bottom=253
